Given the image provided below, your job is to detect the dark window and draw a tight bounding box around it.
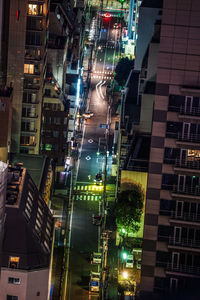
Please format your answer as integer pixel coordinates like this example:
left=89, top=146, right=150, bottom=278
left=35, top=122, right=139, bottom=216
left=158, top=225, right=173, bottom=241
left=160, top=199, right=175, bottom=215
left=164, top=148, right=180, bottom=164
left=7, top=296, right=18, bottom=300
left=8, top=277, right=20, bottom=284
left=168, top=94, right=185, bottom=111
left=166, top=122, right=182, bottom=138
left=162, top=174, right=177, bottom=190
left=45, top=89, right=51, bottom=97
left=156, top=251, right=170, bottom=266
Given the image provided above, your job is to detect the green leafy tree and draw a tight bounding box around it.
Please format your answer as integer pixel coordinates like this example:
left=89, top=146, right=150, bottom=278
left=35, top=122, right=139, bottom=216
left=114, top=57, right=134, bottom=87
left=116, top=184, right=144, bottom=235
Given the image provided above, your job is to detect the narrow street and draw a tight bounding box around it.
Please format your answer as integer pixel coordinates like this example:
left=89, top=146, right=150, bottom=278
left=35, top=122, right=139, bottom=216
left=66, top=12, right=120, bottom=299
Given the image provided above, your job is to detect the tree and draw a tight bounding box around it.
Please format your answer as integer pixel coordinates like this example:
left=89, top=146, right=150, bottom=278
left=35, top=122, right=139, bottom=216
left=116, top=184, right=144, bottom=235
left=114, top=57, right=134, bottom=87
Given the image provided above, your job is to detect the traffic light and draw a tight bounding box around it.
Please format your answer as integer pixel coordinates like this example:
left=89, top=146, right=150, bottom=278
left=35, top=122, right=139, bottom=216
left=121, top=250, right=128, bottom=260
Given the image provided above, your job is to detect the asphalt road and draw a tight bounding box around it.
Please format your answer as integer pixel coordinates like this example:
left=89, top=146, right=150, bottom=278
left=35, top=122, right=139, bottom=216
left=66, top=14, right=120, bottom=300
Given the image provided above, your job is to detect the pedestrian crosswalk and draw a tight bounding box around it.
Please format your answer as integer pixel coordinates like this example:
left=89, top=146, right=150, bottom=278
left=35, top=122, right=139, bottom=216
left=73, top=185, right=103, bottom=191
left=72, top=194, right=102, bottom=202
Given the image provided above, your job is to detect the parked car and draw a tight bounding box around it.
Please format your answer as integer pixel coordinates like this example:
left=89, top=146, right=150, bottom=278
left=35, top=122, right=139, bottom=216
left=126, top=254, right=134, bottom=268
left=91, top=252, right=102, bottom=264
left=92, top=214, right=102, bottom=226
left=89, top=271, right=101, bottom=295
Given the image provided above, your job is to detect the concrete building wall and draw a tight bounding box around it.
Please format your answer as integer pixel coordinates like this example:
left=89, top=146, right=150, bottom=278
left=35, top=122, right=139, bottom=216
left=135, top=6, right=161, bottom=71
left=0, top=268, right=49, bottom=300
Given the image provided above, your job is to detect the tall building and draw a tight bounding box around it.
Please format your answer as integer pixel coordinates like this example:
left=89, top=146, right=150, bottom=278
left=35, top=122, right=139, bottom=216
left=141, top=0, right=200, bottom=297
left=0, top=164, right=54, bottom=300
left=0, top=161, right=7, bottom=269
left=0, top=87, right=12, bottom=162
left=5, top=0, right=49, bottom=155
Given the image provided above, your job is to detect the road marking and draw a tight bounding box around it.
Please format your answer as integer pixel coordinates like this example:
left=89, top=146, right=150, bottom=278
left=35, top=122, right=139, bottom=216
left=81, top=186, right=84, bottom=190
left=77, top=185, right=80, bottom=190
left=88, top=139, right=93, bottom=143
left=84, top=195, right=87, bottom=200
left=86, top=155, right=91, bottom=160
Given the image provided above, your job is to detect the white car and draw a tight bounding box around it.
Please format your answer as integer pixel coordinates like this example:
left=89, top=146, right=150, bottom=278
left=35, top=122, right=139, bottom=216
left=91, top=252, right=102, bottom=264
left=126, top=255, right=134, bottom=268
left=83, top=111, right=94, bottom=119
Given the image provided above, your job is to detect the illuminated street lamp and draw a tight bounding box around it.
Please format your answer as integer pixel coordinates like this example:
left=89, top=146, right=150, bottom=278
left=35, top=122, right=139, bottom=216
left=122, top=271, right=128, bottom=279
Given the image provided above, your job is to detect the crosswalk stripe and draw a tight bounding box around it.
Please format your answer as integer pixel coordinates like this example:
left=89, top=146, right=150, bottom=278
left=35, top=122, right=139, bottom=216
left=81, top=186, right=84, bottom=190
left=77, top=185, right=80, bottom=190
left=84, top=195, right=87, bottom=200
left=84, top=186, right=88, bottom=190
left=91, top=196, right=94, bottom=201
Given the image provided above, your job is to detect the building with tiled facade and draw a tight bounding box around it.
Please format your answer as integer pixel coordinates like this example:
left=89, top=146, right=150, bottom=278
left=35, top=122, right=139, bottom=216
left=140, top=0, right=200, bottom=297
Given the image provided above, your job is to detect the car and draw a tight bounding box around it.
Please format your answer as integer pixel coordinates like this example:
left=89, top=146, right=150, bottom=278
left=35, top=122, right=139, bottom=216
left=126, top=254, right=134, bottom=268
left=94, top=172, right=103, bottom=185
left=113, top=23, right=121, bottom=29
left=92, top=214, right=102, bottom=226
left=91, top=252, right=102, bottom=264
left=89, top=271, right=101, bottom=295
left=136, top=258, right=141, bottom=270
left=83, top=111, right=94, bottom=119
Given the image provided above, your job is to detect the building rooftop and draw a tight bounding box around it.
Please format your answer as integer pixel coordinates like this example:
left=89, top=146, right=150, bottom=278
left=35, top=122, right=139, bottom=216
left=11, top=154, right=50, bottom=191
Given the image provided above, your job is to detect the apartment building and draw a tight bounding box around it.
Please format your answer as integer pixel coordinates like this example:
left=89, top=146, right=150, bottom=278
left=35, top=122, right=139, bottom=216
left=5, top=0, right=49, bottom=155
left=0, top=161, right=7, bottom=269
left=140, top=0, right=200, bottom=297
left=0, top=163, right=54, bottom=300
left=0, top=87, right=13, bottom=162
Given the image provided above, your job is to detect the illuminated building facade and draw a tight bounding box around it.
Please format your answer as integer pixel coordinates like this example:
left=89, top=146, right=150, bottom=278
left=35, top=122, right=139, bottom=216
left=5, top=0, right=49, bottom=155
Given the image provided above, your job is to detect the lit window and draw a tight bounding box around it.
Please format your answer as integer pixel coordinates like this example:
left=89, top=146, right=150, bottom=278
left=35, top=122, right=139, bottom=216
left=8, top=277, right=20, bottom=285
left=27, top=4, right=38, bottom=15
left=9, top=257, right=20, bottom=269
left=24, top=64, right=34, bottom=74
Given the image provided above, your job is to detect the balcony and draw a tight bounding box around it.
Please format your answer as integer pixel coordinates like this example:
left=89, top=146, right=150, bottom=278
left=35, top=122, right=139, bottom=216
left=170, top=210, right=200, bottom=223
left=176, top=133, right=200, bottom=147
left=172, top=185, right=200, bottom=198
left=21, top=129, right=37, bottom=133
left=166, top=263, right=200, bottom=277
left=179, top=106, right=200, bottom=117
left=22, top=114, right=38, bottom=119
left=174, top=159, right=200, bottom=175
left=169, top=236, right=200, bottom=250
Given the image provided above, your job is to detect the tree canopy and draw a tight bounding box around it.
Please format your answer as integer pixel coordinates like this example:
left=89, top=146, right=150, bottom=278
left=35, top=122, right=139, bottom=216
left=114, top=57, right=134, bottom=87
left=116, top=184, right=144, bottom=235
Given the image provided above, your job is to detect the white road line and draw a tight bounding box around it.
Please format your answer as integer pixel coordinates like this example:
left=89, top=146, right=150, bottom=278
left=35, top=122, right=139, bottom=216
left=99, top=80, right=106, bottom=99
left=96, top=80, right=102, bottom=99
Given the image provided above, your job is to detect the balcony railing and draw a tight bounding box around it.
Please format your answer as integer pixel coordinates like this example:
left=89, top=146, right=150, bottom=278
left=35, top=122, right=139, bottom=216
left=172, top=185, right=200, bottom=197
left=22, top=114, right=38, bottom=119
left=180, top=105, right=200, bottom=117
left=175, top=159, right=200, bottom=170
left=171, top=210, right=200, bottom=222
left=177, top=133, right=200, bottom=143
left=169, top=236, right=200, bottom=248
left=166, top=262, right=200, bottom=275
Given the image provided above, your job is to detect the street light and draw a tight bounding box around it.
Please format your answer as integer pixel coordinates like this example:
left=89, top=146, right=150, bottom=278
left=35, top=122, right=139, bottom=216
left=122, top=271, right=128, bottom=279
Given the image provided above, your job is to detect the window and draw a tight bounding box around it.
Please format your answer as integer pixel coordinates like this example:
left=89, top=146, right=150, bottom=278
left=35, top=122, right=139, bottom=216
left=26, top=32, right=41, bottom=46
left=53, top=131, right=59, bottom=138
left=8, top=277, right=20, bottom=285
left=23, top=92, right=37, bottom=103
left=27, top=4, right=43, bottom=16
left=44, top=89, right=51, bottom=97
left=54, top=117, right=61, bottom=125
left=7, top=296, right=18, bottom=300
left=63, top=131, right=67, bottom=138
left=24, top=64, right=34, bottom=74
left=20, top=135, right=35, bottom=146
left=9, top=257, right=20, bottom=269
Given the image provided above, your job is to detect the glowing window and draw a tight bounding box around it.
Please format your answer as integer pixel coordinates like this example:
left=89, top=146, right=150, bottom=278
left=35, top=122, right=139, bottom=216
left=28, top=4, right=38, bottom=15
left=24, top=64, right=34, bottom=74
left=9, top=257, right=20, bottom=269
